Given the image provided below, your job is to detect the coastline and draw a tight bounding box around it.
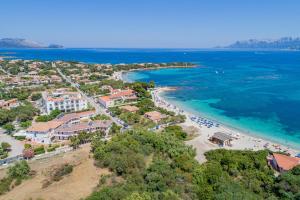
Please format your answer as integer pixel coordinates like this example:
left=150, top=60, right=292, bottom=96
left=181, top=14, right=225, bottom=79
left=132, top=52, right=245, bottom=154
left=119, top=70, right=299, bottom=163
left=154, top=88, right=299, bottom=155
left=112, top=65, right=197, bottom=81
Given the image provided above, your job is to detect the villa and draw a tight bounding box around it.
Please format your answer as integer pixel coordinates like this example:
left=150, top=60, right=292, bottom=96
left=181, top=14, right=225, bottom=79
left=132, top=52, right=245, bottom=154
left=42, top=89, right=88, bottom=114
left=98, top=89, right=137, bottom=108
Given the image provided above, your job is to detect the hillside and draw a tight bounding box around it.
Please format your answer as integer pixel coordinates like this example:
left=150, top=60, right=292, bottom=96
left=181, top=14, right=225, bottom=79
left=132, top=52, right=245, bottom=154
left=0, top=38, right=63, bottom=48
left=226, top=37, right=300, bottom=50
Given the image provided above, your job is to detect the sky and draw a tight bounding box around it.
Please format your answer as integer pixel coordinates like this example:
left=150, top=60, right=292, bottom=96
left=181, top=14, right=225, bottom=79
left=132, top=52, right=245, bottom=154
left=1, top=0, right=300, bottom=48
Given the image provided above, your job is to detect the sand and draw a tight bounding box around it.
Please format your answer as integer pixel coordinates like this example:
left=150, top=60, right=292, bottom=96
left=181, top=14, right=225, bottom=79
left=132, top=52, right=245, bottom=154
left=152, top=87, right=299, bottom=163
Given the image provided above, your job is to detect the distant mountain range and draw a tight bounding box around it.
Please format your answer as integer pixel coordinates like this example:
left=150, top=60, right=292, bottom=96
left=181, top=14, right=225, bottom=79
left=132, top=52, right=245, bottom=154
left=0, top=38, right=63, bottom=48
left=225, top=37, right=300, bottom=50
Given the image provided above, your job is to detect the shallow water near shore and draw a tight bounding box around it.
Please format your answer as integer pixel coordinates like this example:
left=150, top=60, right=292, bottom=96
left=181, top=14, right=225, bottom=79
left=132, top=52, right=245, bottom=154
left=123, top=53, right=300, bottom=150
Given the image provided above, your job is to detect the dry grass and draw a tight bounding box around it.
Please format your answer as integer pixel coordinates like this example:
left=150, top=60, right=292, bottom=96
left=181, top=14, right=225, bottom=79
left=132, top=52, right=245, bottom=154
left=180, top=124, right=200, bottom=140
left=0, top=144, right=110, bottom=200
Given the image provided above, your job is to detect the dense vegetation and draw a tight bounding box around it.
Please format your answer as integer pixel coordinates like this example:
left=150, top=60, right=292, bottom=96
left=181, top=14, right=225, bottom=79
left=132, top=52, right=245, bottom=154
left=0, top=142, right=11, bottom=159
left=35, top=109, right=61, bottom=122
left=111, top=62, right=195, bottom=72
left=87, top=129, right=198, bottom=200
left=87, top=130, right=300, bottom=200
left=0, top=101, right=39, bottom=128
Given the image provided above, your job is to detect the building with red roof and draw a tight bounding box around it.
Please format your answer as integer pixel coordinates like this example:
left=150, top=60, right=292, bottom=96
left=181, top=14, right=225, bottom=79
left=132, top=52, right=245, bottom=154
left=269, top=153, right=300, bottom=173
left=42, top=89, right=88, bottom=114
left=98, top=89, right=137, bottom=108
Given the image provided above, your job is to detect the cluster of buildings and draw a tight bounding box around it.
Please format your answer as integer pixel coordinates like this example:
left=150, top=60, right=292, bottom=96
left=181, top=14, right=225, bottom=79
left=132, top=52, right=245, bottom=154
left=0, top=60, right=62, bottom=87
left=42, top=88, right=88, bottom=114
left=26, top=110, right=112, bottom=143
left=1, top=74, right=62, bottom=86
left=98, top=88, right=137, bottom=108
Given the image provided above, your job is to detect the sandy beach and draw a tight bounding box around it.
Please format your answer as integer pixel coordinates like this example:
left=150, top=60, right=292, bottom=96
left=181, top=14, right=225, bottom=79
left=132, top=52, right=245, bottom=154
left=116, top=71, right=299, bottom=163
left=152, top=87, right=299, bottom=163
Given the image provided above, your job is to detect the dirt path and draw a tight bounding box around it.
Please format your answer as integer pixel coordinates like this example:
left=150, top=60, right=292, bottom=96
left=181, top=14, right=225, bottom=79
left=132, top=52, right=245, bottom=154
left=0, top=144, right=110, bottom=200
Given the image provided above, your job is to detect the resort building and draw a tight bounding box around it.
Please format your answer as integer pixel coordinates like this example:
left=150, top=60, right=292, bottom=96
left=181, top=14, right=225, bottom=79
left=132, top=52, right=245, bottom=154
left=269, top=153, right=300, bottom=173
left=120, top=105, right=139, bottom=113
left=98, top=89, right=137, bottom=108
left=54, top=110, right=95, bottom=125
left=210, top=132, right=233, bottom=147
left=0, top=99, right=19, bottom=110
left=26, top=121, right=64, bottom=144
left=25, top=110, right=97, bottom=143
left=54, top=120, right=112, bottom=140
left=144, top=111, right=167, bottom=123
left=42, top=89, right=88, bottom=114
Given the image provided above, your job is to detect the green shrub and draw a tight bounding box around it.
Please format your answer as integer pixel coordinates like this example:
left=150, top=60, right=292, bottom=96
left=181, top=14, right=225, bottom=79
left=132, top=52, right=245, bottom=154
left=8, top=161, right=30, bottom=179
left=47, top=144, right=60, bottom=152
left=33, top=146, right=45, bottom=155
left=0, top=177, right=13, bottom=195
left=14, top=136, right=26, bottom=141
left=24, top=143, right=32, bottom=149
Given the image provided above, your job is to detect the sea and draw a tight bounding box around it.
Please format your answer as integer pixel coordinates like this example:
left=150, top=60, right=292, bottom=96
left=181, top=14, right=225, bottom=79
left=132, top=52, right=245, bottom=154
left=1, top=48, right=300, bottom=149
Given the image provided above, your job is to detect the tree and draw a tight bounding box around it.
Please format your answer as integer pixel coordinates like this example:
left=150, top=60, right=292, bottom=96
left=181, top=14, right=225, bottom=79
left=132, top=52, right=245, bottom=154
left=8, top=160, right=30, bottom=179
left=2, top=123, right=15, bottom=134
left=20, top=120, right=32, bottom=128
left=36, top=109, right=61, bottom=122
left=109, top=122, right=121, bottom=135
left=1, top=142, right=11, bottom=151
left=70, top=136, right=80, bottom=149
left=149, top=81, right=155, bottom=89
left=125, top=192, right=151, bottom=200
left=163, top=125, right=187, bottom=140
left=23, top=148, right=34, bottom=159
left=31, top=93, right=42, bottom=101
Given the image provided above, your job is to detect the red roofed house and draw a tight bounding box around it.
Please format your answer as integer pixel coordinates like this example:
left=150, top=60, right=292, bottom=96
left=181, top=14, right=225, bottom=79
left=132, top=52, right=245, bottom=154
left=269, top=153, right=300, bottom=173
left=98, top=89, right=137, bottom=108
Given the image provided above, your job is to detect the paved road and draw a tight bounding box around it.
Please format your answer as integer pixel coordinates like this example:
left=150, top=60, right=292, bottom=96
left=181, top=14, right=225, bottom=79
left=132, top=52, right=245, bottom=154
left=53, top=62, right=124, bottom=129
left=0, top=130, right=24, bottom=158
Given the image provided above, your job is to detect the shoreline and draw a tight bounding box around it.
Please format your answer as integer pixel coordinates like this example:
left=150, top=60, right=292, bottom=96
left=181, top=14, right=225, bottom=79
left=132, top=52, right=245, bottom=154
left=153, top=87, right=299, bottom=156
left=112, top=65, right=198, bottom=81
left=118, top=70, right=299, bottom=162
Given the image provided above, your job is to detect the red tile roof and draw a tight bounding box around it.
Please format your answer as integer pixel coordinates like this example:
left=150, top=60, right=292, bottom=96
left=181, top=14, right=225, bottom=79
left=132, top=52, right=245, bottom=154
left=273, top=153, right=300, bottom=171
left=99, top=89, right=136, bottom=102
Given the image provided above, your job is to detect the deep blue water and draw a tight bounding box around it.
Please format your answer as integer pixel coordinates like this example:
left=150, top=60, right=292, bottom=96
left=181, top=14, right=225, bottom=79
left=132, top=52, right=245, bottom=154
left=1, top=48, right=300, bottom=149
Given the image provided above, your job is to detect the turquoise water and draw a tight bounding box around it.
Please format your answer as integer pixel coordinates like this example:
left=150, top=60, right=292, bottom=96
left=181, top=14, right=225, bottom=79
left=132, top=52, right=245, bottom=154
left=1, top=48, right=300, bottom=149
left=124, top=54, right=300, bottom=149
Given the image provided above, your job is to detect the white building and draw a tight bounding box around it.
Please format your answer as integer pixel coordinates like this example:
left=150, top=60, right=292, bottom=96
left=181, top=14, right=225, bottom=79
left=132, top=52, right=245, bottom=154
left=98, top=89, right=137, bottom=108
left=26, top=121, right=64, bottom=144
left=42, top=89, right=88, bottom=114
